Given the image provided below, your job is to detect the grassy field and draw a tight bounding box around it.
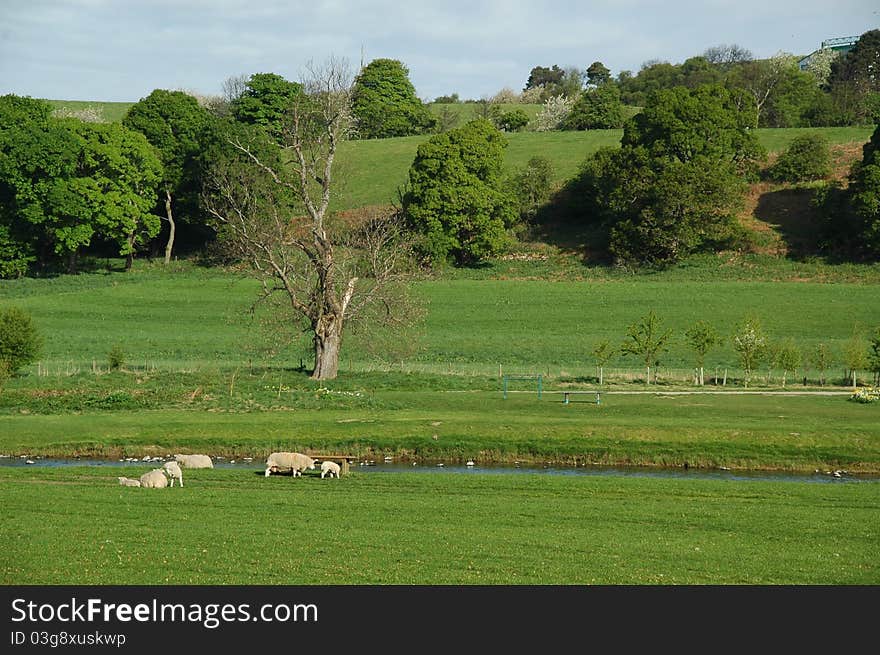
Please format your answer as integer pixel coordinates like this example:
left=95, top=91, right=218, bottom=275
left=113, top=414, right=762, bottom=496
left=3, top=262, right=879, bottom=373
left=1, top=467, right=876, bottom=584
left=45, top=99, right=135, bottom=123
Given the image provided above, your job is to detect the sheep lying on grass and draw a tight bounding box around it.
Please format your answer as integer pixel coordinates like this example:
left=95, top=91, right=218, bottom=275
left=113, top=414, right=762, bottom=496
left=320, top=461, right=341, bottom=479
left=265, top=452, right=315, bottom=477
left=175, top=454, right=213, bottom=469
left=117, top=476, right=141, bottom=487
left=139, top=469, right=169, bottom=489
left=163, top=461, right=183, bottom=487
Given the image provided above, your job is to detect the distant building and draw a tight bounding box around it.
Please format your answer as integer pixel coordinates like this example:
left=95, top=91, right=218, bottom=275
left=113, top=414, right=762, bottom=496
left=798, top=36, right=859, bottom=70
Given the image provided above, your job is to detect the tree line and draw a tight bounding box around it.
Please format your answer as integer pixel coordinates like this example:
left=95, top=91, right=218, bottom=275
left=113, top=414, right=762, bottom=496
left=592, top=311, right=880, bottom=389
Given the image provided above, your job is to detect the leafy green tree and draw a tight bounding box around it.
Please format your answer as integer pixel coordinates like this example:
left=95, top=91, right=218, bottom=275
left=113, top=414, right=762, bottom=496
left=230, top=72, right=303, bottom=141
left=123, top=90, right=211, bottom=263
left=578, top=84, right=762, bottom=267
left=562, top=83, right=625, bottom=130
left=591, top=339, right=616, bottom=385
left=869, top=327, right=880, bottom=386
left=732, top=316, right=768, bottom=388
left=684, top=320, right=721, bottom=385
left=620, top=310, right=672, bottom=384
left=507, top=156, right=554, bottom=221
left=0, top=95, right=55, bottom=275
left=811, top=342, right=834, bottom=386
left=586, top=61, right=611, bottom=87
left=0, top=306, right=42, bottom=374
left=842, top=330, right=868, bottom=387
left=846, top=123, right=880, bottom=258
left=494, top=108, right=529, bottom=132
left=768, top=134, right=831, bottom=182
left=66, top=121, right=164, bottom=269
left=524, top=65, right=565, bottom=91
left=402, top=119, right=517, bottom=266
left=0, top=110, right=87, bottom=272
left=774, top=338, right=802, bottom=387
left=352, top=59, right=436, bottom=138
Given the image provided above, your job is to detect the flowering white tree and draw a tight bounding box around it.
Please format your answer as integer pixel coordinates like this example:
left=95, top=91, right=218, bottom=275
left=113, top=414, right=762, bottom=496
left=533, top=95, right=574, bottom=131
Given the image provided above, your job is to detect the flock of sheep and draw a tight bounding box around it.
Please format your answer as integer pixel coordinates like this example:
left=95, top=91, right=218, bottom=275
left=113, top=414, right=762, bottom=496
left=117, top=451, right=341, bottom=488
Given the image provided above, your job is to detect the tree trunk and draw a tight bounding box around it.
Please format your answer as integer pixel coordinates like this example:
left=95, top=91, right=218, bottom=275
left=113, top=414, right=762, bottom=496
left=67, top=249, right=78, bottom=275
left=311, top=315, right=343, bottom=380
left=164, top=189, right=175, bottom=265
left=646, top=365, right=651, bottom=385
left=125, top=232, right=136, bottom=271
left=599, top=366, right=603, bottom=386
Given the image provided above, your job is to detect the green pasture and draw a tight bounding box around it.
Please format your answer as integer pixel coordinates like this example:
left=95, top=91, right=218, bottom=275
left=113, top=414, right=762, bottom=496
left=3, top=264, right=879, bottom=374
left=45, top=99, right=134, bottom=123
left=1, top=467, right=876, bottom=584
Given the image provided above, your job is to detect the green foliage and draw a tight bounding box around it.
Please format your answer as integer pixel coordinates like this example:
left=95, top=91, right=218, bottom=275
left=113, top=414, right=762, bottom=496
left=578, top=85, right=762, bottom=267
left=402, top=119, right=517, bottom=266
left=122, top=89, right=213, bottom=255
left=230, top=72, right=303, bottom=142
left=0, top=306, right=42, bottom=374
left=619, top=310, right=672, bottom=382
left=586, top=61, right=612, bottom=87
left=506, top=156, right=554, bottom=221
left=494, top=108, right=529, bottom=132
left=768, top=134, right=831, bottom=182
left=352, top=59, right=436, bottom=139
left=122, top=90, right=209, bottom=191
left=562, top=83, right=625, bottom=130
left=108, top=344, right=125, bottom=371
left=869, top=327, right=880, bottom=384
left=846, top=124, right=880, bottom=258
left=684, top=320, right=722, bottom=368
left=811, top=342, right=835, bottom=385
left=732, top=317, right=768, bottom=386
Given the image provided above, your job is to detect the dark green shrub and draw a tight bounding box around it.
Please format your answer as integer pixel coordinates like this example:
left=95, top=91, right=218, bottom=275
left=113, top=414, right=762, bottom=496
left=108, top=344, right=125, bottom=371
left=768, top=135, right=831, bottom=182
left=0, top=306, right=42, bottom=374
left=495, top=108, right=530, bottom=132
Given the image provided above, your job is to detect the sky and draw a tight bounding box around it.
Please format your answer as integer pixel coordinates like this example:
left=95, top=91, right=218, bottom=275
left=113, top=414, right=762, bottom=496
left=1, top=0, right=878, bottom=103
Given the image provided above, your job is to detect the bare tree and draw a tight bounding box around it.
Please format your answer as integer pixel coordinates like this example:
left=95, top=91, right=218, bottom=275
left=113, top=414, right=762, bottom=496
left=703, top=44, right=753, bottom=68
left=222, top=73, right=250, bottom=104
left=203, top=58, right=419, bottom=380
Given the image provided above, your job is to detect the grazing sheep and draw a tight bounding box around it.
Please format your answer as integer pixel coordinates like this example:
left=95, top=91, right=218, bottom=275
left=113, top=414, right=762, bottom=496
left=265, top=452, right=315, bottom=477
left=117, top=476, right=141, bottom=487
left=174, top=454, right=213, bottom=469
left=320, top=461, right=341, bottom=479
left=163, top=461, right=183, bottom=487
left=139, top=469, right=169, bottom=489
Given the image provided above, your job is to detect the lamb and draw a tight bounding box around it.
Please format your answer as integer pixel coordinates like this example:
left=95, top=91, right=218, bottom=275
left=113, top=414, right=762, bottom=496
left=117, top=476, right=141, bottom=487
left=163, top=460, right=184, bottom=487
left=265, top=452, right=315, bottom=477
left=174, top=454, right=213, bottom=469
left=139, top=469, right=169, bottom=488
left=320, top=461, right=341, bottom=479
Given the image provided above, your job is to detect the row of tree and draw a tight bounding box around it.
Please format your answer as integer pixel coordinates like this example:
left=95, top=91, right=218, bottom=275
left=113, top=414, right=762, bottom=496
left=592, top=312, right=880, bottom=388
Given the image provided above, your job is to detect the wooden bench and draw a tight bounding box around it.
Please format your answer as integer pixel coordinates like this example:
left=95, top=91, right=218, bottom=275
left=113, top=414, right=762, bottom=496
left=310, top=454, right=358, bottom=476
left=561, top=391, right=602, bottom=405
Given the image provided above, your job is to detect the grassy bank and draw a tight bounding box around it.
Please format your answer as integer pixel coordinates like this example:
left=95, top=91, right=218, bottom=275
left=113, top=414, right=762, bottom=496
left=1, top=467, right=876, bottom=584
left=2, top=384, right=878, bottom=472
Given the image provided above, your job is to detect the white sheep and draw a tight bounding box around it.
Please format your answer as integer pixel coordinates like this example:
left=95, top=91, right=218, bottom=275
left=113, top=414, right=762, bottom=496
left=320, top=461, right=341, bottom=479
left=139, top=469, right=169, bottom=488
left=163, top=461, right=184, bottom=487
left=265, top=452, right=315, bottom=477
left=174, top=454, right=213, bottom=469
left=117, top=476, right=141, bottom=487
